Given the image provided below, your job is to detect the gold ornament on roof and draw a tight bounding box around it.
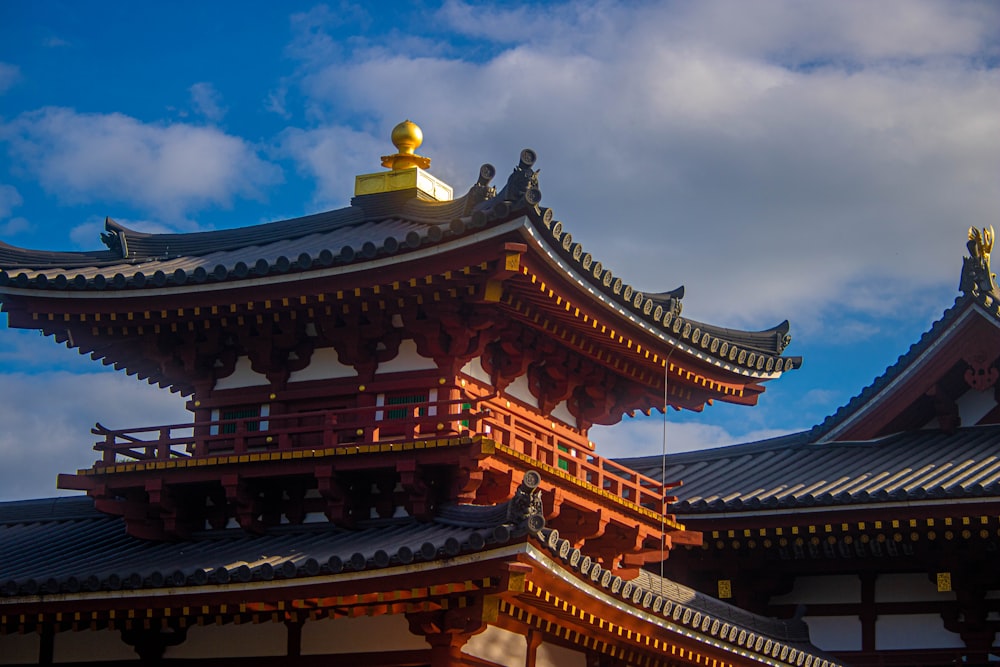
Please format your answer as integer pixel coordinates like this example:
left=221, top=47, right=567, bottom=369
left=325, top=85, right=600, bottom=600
left=381, top=120, right=432, bottom=171
left=961, top=225, right=998, bottom=297
left=968, top=225, right=994, bottom=262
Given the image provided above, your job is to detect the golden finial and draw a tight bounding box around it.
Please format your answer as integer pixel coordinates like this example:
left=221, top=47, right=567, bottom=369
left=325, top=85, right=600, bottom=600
left=968, top=225, right=994, bottom=260
left=381, top=120, right=431, bottom=170
left=962, top=225, right=998, bottom=296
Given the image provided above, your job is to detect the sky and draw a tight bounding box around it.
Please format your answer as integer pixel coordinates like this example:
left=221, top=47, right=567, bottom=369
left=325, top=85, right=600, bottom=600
left=0, top=0, right=998, bottom=500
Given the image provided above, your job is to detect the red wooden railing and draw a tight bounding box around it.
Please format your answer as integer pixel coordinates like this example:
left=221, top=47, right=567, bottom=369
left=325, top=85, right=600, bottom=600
left=90, top=394, right=669, bottom=514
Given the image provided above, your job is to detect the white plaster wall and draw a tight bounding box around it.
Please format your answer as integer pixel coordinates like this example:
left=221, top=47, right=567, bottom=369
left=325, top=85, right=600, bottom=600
left=770, top=575, right=861, bottom=605
left=537, top=640, right=587, bottom=667
left=550, top=400, right=575, bottom=427
left=921, top=387, right=997, bottom=429
left=876, top=614, right=964, bottom=650
left=215, top=356, right=269, bottom=389
left=494, top=375, right=577, bottom=429
left=463, top=625, right=526, bottom=665
left=0, top=632, right=40, bottom=664
left=288, top=347, right=356, bottom=382
left=167, top=622, right=286, bottom=658
left=801, top=616, right=862, bottom=651
left=301, top=615, right=427, bottom=654
left=875, top=573, right=956, bottom=602
left=53, top=629, right=136, bottom=663
left=504, top=375, right=535, bottom=408
left=377, top=339, right=437, bottom=373
left=461, top=357, right=492, bottom=385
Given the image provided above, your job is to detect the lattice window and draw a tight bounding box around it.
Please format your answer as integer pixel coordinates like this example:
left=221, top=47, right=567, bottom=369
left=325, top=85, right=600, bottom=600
left=214, top=405, right=268, bottom=434
left=385, top=393, right=428, bottom=420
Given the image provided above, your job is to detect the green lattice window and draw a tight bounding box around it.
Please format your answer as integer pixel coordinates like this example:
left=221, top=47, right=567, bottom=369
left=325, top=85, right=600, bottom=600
left=557, top=444, right=570, bottom=471
left=220, top=406, right=261, bottom=434
left=385, top=394, right=428, bottom=420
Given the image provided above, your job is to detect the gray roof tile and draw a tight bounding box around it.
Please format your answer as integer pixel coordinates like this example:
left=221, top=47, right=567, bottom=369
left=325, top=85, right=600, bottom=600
left=622, top=424, right=1000, bottom=512
left=0, top=153, right=801, bottom=377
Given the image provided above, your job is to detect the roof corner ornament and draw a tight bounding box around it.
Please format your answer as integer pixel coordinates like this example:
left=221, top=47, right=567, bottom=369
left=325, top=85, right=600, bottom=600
left=462, top=163, right=497, bottom=215
left=961, top=225, right=997, bottom=297
left=472, top=149, right=545, bottom=225
left=506, top=470, right=545, bottom=533
left=99, top=216, right=128, bottom=258
left=774, top=320, right=792, bottom=354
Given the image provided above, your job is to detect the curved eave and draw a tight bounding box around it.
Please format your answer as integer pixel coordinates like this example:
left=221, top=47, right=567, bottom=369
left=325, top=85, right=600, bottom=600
left=523, top=543, right=836, bottom=665
left=811, top=292, right=1000, bottom=441
left=0, top=194, right=476, bottom=270
left=0, top=165, right=800, bottom=380
left=516, top=218, right=799, bottom=382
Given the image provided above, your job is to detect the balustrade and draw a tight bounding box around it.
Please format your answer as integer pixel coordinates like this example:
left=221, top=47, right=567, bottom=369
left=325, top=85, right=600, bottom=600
left=89, top=392, right=667, bottom=514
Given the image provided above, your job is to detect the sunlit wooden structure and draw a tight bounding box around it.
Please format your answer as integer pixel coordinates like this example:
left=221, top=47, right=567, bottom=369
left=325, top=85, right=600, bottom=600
left=0, top=122, right=834, bottom=667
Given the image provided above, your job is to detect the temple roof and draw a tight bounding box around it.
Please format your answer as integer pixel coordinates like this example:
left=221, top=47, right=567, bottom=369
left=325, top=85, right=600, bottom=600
left=625, top=230, right=1000, bottom=515
left=624, top=423, right=1000, bottom=514
left=806, top=226, right=1000, bottom=441
left=810, top=295, right=1000, bottom=442
left=0, top=494, right=836, bottom=665
left=0, top=151, right=800, bottom=378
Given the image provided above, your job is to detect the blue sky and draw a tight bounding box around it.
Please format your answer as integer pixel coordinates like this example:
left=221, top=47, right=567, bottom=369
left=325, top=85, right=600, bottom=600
left=0, top=0, right=998, bottom=499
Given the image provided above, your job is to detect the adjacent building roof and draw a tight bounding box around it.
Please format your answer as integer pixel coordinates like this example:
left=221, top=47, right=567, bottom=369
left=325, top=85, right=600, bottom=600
left=622, top=230, right=1000, bottom=516
left=812, top=230, right=1000, bottom=441
left=625, top=423, right=1000, bottom=514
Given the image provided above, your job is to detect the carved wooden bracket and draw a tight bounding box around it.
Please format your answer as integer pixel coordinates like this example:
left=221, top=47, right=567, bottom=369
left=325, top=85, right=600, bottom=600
left=927, top=383, right=961, bottom=433
left=409, top=303, right=496, bottom=369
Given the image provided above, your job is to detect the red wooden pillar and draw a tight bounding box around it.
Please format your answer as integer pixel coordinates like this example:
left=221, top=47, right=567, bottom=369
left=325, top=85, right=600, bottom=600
left=407, top=606, right=486, bottom=667
left=425, top=632, right=472, bottom=667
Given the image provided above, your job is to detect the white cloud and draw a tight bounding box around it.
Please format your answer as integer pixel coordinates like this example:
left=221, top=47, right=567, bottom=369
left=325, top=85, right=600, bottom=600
left=590, top=415, right=793, bottom=460
left=279, top=0, right=1000, bottom=338
left=0, top=217, right=30, bottom=236
left=0, top=184, right=22, bottom=218
left=266, top=83, right=292, bottom=118
left=1, top=107, right=282, bottom=221
left=189, top=82, right=227, bottom=122
left=0, top=370, right=189, bottom=501
left=278, top=124, right=384, bottom=208
left=658, top=0, right=998, bottom=63
left=0, top=62, right=19, bottom=94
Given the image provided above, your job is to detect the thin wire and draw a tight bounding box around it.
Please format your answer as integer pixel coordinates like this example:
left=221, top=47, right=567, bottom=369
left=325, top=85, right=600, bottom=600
left=658, top=347, right=674, bottom=590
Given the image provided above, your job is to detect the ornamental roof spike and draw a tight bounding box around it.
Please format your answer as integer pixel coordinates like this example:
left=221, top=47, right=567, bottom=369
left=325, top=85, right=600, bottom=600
left=960, top=225, right=999, bottom=298
left=356, top=119, right=453, bottom=201
left=380, top=119, right=431, bottom=171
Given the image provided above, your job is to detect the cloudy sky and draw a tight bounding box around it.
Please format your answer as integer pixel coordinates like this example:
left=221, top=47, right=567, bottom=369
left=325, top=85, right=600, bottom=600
left=0, top=0, right=998, bottom=500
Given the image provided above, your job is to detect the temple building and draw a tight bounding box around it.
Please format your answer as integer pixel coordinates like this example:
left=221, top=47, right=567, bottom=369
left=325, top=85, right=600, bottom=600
left=0, top=121, right=836, bottom=666
left=627, top=227, right=1000, bottom=665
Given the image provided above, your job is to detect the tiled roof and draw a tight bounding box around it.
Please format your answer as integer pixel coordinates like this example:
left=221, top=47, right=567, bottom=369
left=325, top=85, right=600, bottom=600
left=0, top=152, right=800, bottom=376
left=623, top=423, right=1000, bottom=513
left=0, top=496, right=515, bottom=596
left=0, top=494, right=837, bottom=665
left=811, top=261, right=1000, bottom=441
left=530, top=532, right=839, bottom=664
left=809, top=295, right=972, bottom=440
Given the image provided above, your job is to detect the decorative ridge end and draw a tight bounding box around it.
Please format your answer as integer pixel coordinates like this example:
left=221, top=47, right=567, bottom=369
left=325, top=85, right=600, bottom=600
left=961, top=225, right=998, bottom=298
left=100, top=217, right=128, bottom=258
left=507, top=470, right=545, bottom=534
left=471, top=149, right=543, bottom=225
left=462, top=163, right=497, bottom=215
